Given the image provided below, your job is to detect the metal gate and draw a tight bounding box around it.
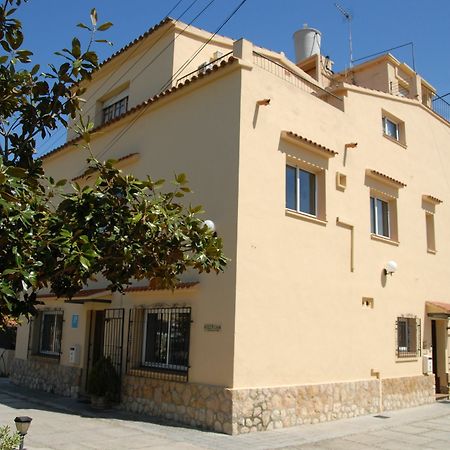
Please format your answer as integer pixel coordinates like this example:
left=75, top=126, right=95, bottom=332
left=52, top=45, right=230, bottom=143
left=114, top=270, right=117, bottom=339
left=86, top=308, right=125, bottom=394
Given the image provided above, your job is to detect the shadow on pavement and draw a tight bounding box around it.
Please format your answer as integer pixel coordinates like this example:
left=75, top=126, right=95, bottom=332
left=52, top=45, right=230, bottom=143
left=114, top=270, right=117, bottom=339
left=0, top=377, right=197, bottom=431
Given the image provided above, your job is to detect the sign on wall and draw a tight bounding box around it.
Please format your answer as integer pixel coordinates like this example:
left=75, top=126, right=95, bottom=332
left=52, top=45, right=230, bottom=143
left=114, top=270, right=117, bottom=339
left=71, top=314, right=79, bottom=329
left=204, top=323, right=221, bottom=332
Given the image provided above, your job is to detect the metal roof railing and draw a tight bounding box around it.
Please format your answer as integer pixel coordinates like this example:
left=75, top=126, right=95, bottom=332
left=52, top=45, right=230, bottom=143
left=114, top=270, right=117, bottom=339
left=253, top=51, right=344, bottom=111
left=432, top=94, right=450, bottom=123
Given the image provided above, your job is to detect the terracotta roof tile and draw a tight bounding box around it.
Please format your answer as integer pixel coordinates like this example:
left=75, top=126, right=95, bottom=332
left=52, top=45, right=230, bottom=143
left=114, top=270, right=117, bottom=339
left=283, top=131, right=338, bottom=156
left=367, top=169, right=407, bottom=188
left=125, top=282, right=199, bottom=292
left=41, top=56, right=237, bottom=161
left=423, top=194, right=443, bottom=205
left=426, top=301, right=450, bottom=313
left=37, top=282, right=198, bottom=300
left=71, top=152, right=140, bottom=181
left=37, top=288, right=108, bottom=299
left=96, top=18, right=173, bottom=73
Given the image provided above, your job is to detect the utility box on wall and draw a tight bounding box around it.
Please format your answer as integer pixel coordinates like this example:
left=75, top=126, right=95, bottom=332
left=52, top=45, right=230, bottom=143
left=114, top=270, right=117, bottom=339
left=422, top=355, right=433, bottom=374
left=68, top=345, right=81, bottom=365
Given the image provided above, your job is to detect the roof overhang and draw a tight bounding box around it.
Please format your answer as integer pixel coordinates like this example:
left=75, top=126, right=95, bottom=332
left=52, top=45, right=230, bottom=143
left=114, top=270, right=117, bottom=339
left=422, top=194, right=443, bottom=205
left=37, top=282, right=199, bottom=303
left=366, top=169, right=407, bottom=188
left=65, top=298, right=112, bottom=304
left=71, top=152, right=140, bottom=182
left=281, top=131, right=338, bottom=158
left=38, top=288, right=111, bottom=302
left=426, top=301, right=450, bottom=318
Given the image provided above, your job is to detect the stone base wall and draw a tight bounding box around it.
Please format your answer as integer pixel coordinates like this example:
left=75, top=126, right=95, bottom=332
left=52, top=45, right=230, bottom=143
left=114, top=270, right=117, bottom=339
left=121, top=374, right=435, bottom=435
left=382, top=375, right=435, bottom=411
left=121, top=375, right=233, bottom=434
left=231, top=380, right=380, bottom=434
left=0, top=349, right=15, bottom=376
left=10, top=358, right=81, bottom=398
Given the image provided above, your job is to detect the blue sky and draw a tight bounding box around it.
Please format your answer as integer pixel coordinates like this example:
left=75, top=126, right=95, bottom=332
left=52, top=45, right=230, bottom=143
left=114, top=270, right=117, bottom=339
left=15, top=0, right=450, bottom=155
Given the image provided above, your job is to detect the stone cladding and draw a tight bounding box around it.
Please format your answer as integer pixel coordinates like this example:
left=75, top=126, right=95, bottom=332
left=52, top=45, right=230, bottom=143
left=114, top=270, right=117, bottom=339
left=10, top=361, right=435, bottom=435
left=121, top=375, right=233, bottom=434
left=121, top=374, right=435, bottom=434
left=382, top=375, right=435, bottom=411
left=10, top=358, right=81, bottom=398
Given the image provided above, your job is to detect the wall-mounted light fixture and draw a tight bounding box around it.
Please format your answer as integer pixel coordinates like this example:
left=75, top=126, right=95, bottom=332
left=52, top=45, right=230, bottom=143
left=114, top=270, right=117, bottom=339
left=384, top=260, right=398, bottom=276
left=256, top=98, right=271, bottom=106
left=203, top=219, right=216, bottom=232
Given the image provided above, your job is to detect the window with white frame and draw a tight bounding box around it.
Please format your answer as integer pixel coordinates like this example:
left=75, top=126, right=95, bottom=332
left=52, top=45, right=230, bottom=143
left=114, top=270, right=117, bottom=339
left=141, top=307, right=191, bottom=373
left=370, top=196, right=390, bottom=238
left=382, top=111, right=406, bottom=145
left=396, top=316, right=420, bottom=358
left=39, top=311, right=63, bottom=356
left=382, top=116, right=399, bottom=140
left=286, top=165, right=317, bottom=216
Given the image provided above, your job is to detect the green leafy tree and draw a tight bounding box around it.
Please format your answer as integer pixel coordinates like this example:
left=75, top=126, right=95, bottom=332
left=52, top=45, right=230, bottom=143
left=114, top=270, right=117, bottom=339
left=0, top=426, right=20, bottom=450
left=0, top=1, right=227, bottom=328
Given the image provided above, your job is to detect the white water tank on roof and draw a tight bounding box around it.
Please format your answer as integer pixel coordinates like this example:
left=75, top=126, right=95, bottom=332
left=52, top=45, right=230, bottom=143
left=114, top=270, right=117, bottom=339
left=293, top=24, right=321, bottom=63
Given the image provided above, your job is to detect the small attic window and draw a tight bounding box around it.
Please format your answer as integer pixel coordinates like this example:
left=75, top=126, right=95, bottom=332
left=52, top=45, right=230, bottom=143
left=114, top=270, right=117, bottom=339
left=382, top=116, right=399, bottom=140
left=102, top=88, right=129, bottom=124
left=382, top=110, right=406, bottom=147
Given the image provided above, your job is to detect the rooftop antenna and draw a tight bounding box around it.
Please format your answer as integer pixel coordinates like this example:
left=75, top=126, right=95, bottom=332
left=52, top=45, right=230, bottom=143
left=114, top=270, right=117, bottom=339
left=335, top=2, right=353, bottom=68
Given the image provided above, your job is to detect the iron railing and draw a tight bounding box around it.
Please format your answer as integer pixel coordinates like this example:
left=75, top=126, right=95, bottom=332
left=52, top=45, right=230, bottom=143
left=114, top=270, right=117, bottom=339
left=253, top=52, right=344, bottom=111
left=126, top=306, right=191, bottom=382
left=432, top=95, right=450, bottom=123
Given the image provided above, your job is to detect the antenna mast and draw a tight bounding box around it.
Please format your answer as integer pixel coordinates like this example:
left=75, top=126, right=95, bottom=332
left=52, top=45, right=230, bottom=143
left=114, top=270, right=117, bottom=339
left=335, top=2, right=353, bottom=68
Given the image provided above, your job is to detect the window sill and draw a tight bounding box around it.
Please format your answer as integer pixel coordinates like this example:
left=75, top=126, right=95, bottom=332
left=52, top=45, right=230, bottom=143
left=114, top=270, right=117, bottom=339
left=427, top=248, right=437, bottom=255
left=29, top=354, right=60, bottom=363
left=396, top=357, right=419, bottom=363
left=383, top=133, right=407, bottom=149
left=127, top=367, right=187, bottom=382
left=370, top=234, right=399, bottom=246
left=285, top=209, right=327, bottom=226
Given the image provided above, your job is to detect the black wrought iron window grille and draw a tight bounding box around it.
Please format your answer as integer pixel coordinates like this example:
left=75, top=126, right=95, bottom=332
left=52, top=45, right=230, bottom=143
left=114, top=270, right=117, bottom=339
left=28, top=309, right=64, bottom=359
left=127, top=307, right=191, bottom=381
left=396, top=316, right=421, bottom=358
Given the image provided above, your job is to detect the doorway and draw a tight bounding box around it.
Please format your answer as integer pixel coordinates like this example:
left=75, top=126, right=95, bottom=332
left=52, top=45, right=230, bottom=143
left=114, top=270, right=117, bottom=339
left=431, top=319, right=449, bottom=394
left=86, top=308, right=125, bottom=394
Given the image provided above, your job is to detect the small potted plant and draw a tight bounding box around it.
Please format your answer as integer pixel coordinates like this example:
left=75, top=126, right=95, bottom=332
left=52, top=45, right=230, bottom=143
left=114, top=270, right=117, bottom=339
left=87, top=356, right=121, bottom=409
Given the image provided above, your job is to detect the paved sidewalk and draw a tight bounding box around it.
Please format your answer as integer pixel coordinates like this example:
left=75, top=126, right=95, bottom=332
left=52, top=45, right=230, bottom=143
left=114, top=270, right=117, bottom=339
left=0, top=379, right=448, bottom=449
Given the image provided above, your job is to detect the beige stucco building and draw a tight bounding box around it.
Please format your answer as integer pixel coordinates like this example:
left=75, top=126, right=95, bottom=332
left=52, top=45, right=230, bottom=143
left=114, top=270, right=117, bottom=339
left=11, top=19, right=450, bottom=434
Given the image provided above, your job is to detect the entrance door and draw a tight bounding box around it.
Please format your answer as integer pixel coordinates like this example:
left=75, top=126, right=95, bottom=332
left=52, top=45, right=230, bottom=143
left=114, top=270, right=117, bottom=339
left=431, top=319, right=449, bottom=395
left=86, top=308, right=125, bottom=394
left=431, top=320, right=440, bottom=393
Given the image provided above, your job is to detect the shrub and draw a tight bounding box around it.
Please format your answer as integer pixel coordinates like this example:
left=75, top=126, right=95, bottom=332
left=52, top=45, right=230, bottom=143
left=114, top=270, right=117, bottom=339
left=0, top=426, right=20, bottom=450
left=87, top=356, right=121, bottom=401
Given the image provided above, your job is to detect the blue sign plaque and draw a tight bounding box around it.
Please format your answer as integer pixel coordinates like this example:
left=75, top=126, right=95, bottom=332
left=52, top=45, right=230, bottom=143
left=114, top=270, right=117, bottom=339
left=71, top=314, right=79, bottom=329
